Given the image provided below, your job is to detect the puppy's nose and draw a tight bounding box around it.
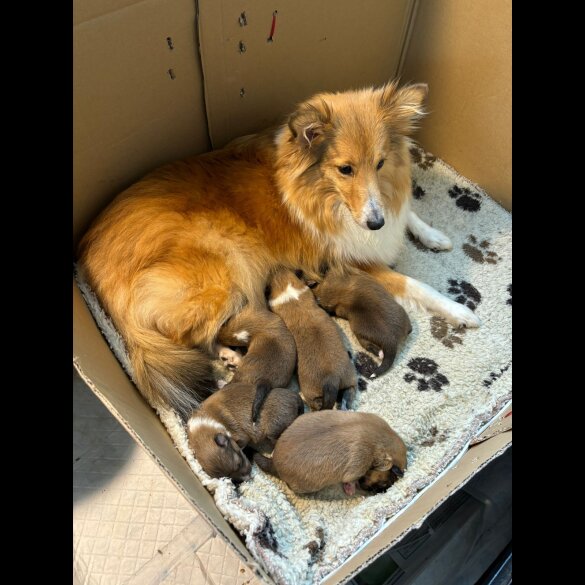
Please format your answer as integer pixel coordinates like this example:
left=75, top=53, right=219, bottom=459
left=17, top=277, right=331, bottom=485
left=366, top=216, right=385, bottom=230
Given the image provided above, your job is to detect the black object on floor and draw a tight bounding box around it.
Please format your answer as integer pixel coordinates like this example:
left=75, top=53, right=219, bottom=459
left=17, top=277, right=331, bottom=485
left=475, top=541, right=512, bottom=585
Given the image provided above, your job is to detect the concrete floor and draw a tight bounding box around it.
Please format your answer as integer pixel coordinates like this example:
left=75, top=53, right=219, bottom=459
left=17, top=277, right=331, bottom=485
left=73, top=370, right=260, bottom=585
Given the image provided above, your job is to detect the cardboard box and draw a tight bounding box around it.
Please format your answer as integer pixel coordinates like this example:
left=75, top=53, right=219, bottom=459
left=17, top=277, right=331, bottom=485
left=73, top=1, right=511, bottom=582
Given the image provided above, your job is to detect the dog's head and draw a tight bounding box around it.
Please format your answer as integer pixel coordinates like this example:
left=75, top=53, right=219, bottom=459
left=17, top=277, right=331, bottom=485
left=187, top=416, right=252, bottom=482
left=358, top=464, right=405, bottom=493
left=359, top=423, right=408, bottom=493
left=278, top=81, right=427, bottom=232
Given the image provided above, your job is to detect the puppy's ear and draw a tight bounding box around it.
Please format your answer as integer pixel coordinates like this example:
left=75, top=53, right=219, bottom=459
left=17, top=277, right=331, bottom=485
left=372, top=451, right=394, bottom=472
left=214, top=433, right=229, bottom=448
left=288, top=99, right=332, bottom=149
left=378, top=81, right=428, bottom=135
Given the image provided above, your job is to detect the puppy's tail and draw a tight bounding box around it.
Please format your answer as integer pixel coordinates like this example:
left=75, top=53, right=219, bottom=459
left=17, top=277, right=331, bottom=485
left=253, top=453, right=279, bottom=477
left=130, top=328, right=215, bottom=420
left=251, top=379, right=273, bottom=423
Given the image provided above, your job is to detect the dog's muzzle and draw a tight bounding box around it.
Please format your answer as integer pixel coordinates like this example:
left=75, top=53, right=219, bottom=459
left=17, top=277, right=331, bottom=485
left=363, top=197, right=385, bottom=230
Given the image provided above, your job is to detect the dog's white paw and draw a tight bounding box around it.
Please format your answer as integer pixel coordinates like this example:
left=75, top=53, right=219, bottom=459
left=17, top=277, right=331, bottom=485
left=417, top=227, right=453, bottom=251
left=441, top=300, right=481, bottom=328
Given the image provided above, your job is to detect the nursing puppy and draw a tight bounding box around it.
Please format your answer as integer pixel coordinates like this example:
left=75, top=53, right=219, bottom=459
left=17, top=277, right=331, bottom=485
left=188, top=382, right=303, bottom=481
left=254, top=410, right=407, bottom=495
left=215, top=305, right=297, bottom=421
left=78, top=81, right=479, bottom=418
left=312, top=268, right=412, bottom=377
left=268, top=268, right=357, bottom=410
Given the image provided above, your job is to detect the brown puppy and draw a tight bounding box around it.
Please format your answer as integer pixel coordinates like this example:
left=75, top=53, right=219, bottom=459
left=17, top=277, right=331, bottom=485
left=312, top=269, right=412, bottom=377
left=254, top=410, right=407, bottom=494
left=188, top=382, right=303, bottom=481
left=268, top=268, right=357, bottom=410
left=215, top=305, right=297, bottom=421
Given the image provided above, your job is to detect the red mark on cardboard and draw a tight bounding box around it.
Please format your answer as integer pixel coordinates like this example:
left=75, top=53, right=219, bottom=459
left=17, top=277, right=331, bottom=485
left=267, top=10, right=278, bottom=42
left=504, top=411, right=512, bottom=418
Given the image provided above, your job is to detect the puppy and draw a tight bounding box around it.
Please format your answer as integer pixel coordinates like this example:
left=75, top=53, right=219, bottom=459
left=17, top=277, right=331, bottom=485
left=215, top=305, right=297, bottom=421
left=312, top=268, right=412, bottom=377
left=254, top=410, right=407, bottom=494
left=188, top=382, right=303, bottom=481
left=268, top=268, right=357, bottom=410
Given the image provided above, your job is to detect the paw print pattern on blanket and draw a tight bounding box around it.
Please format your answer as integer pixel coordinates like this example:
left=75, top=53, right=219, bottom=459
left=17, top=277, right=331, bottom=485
left=404, top=358, right=450, bottom=392
left=448, top=279, right=482, bottom=311
left=482, top=363, right=511, bottom=388
left=462, top=235, right=500, bottom=264
left=448, top=185, right=482, bottom=212
left=412, top=179, right=426, bottom=199
left=410, top=146, right=437, bottom=170
left=430, top=316, right=466, bottom=349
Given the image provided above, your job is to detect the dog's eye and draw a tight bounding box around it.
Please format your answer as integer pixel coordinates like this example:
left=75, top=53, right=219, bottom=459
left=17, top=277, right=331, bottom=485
left=338, top=165, right=353, bottom=176
left=376, top=159, right=385, bottom=170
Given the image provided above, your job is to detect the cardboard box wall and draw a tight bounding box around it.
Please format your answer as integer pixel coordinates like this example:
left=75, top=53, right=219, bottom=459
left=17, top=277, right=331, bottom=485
left=73, top=1, right=511, bottom=582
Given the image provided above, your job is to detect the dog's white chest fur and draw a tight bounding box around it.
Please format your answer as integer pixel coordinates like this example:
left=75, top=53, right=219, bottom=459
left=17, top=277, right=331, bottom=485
left=333, top=199, right=410, bottom=265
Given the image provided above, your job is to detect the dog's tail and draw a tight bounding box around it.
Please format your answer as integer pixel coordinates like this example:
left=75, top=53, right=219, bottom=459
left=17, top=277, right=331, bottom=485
left=130, top=328, right=215, bottom=420
left=251, top=379, right=273, bottom=423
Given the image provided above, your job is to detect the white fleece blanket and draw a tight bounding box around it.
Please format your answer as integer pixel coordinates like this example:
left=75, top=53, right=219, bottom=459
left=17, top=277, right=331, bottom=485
left=76, top=145, right=512, bottom=585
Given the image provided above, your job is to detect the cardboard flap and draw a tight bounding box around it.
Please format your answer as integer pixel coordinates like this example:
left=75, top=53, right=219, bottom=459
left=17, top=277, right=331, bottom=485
left=198, top=0, right=417, bottom=147
left=73, top=0, right=210, bottom=246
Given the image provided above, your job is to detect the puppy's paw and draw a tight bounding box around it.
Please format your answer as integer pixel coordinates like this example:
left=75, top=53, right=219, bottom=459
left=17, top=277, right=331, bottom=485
left=417, top=226, right=453, bottom=251
left=218, top=346, right=243, bottom=370
left=342, top=481, right=357, bottom=496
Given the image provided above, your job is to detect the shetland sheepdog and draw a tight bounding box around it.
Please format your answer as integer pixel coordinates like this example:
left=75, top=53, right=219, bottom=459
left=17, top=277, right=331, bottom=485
left=78, top=81, right=479, bottom=417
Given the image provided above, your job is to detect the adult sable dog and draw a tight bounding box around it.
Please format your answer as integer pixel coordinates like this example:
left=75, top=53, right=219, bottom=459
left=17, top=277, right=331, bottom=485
left=78, top=81, right=480, bottom=417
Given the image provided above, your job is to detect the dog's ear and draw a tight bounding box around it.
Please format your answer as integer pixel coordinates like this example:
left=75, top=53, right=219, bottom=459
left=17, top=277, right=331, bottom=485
left=288, top=99, right=332, bottom=149
left=378, top=81, right=428, bottom=135
left=372, top=450, right=394, bottom=472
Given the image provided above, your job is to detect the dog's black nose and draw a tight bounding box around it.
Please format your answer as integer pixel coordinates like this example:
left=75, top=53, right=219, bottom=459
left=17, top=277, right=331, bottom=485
left=366, top=217, right=385, bottom=230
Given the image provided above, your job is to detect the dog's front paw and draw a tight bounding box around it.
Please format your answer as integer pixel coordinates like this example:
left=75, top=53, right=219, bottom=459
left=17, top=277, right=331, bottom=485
left=441, top=300, right=481, bottom=328
left=417, top=227, right=453, bottom=251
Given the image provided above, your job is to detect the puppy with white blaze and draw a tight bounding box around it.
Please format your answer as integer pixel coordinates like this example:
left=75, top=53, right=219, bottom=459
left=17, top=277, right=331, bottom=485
left=78, top=80, right=479, bottom=416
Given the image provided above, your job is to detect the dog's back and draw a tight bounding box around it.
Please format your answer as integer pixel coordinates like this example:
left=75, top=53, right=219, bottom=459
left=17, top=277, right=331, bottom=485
left=315, top=270, right=411, bottom=376
left=268, top=269, right=356, bottom=410
left=216, top=305, right=297, bottom=420
left=188, top=382, right=303, bottom=479
left=265, top=410, right=407, bottom=493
